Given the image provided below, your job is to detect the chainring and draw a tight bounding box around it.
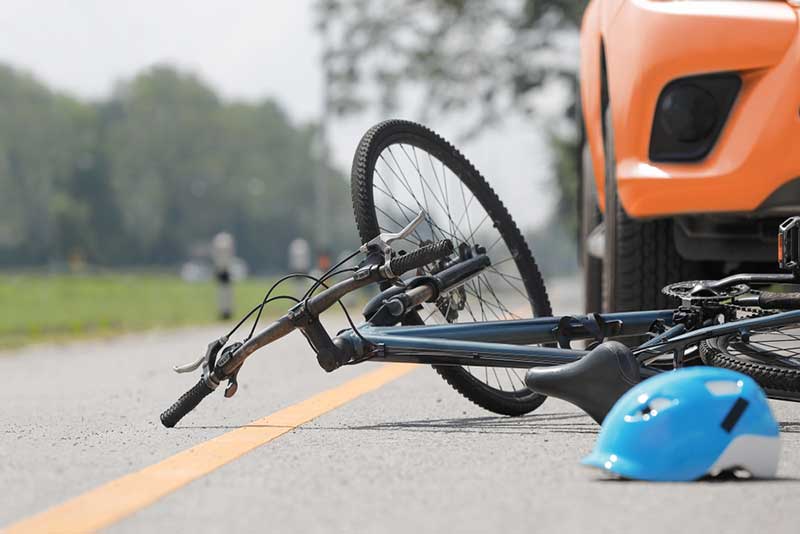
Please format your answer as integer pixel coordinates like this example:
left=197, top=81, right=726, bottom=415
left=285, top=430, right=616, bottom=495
left=662, top=280, right=750, bottom=302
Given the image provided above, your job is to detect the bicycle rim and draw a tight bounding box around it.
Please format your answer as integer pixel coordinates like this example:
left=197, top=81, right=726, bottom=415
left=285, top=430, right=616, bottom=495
left=351, top=120, right=552, bottom=412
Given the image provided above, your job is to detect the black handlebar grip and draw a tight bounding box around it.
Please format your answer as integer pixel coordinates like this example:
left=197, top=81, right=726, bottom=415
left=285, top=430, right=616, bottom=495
left=389, top=239, right=454, bottom=277
left=160, top=379, right=215, bottom=428
left=758, top=291, right=800, bottom=310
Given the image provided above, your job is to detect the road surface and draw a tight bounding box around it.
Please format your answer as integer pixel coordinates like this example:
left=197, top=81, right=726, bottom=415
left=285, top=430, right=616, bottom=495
left=2, top=278, right=800, bottom=533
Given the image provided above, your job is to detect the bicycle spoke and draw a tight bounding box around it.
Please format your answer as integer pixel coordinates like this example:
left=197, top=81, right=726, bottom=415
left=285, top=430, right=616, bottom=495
left=374, top=205, right=422, bottom=245
left=373, top=173, right=428, bottom=242
left=477, top=274, right=523, bottom=319
left=487, top=266, right=532, bottom=303
left=374, top=171, right=466, bottom=245
left=504, top=367, right=516, bottom=392
left=486, top=234, right=503, bottom=254
left=422, top=306, right=439, bottom=323
left=464, top=286, right=507, bottom=321
left=457, top=170, right=475, bottom=241
left=511, top=368, right=527, bottom=389
left=491, top=366, right=503, bottom=391
left=397, top=146, right=471, bottom=244
left=465, top=213, right=490, bottom=243
left=404, top=145, right=436, bottom=238
left=368, top=137, right=543, bottom=397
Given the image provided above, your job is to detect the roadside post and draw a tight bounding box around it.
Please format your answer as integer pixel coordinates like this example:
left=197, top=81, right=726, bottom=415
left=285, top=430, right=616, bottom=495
left=212, top=232, right=235, bottom=320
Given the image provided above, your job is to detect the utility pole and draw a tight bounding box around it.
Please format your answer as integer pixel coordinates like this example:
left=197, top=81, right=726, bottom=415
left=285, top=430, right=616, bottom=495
left=314, top=19, right=331, bottom=269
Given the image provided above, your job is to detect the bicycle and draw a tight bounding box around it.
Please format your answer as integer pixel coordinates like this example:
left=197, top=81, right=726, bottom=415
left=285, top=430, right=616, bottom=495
left=160, top=120, right=800, bottom=428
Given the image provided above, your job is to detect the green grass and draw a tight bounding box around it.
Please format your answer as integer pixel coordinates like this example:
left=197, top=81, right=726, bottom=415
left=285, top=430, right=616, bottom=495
left=0, top=274, right=297, bottom=349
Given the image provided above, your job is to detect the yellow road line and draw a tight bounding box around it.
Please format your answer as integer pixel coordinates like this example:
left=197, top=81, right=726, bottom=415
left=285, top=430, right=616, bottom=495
left=4, top=363, right=415, bottom=534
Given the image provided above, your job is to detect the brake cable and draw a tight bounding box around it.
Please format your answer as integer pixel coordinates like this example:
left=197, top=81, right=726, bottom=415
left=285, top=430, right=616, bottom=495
left=302, top=250, right=361, bottom=300
left=219, top=262, right=370, bottom=358
left=225, top=295, right=300, bottom=340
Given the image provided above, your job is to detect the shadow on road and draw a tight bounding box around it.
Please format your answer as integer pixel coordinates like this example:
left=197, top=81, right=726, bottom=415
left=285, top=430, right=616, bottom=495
left=341, top=412, right=598, bottom=436
left=595, top=474, right=800, bottom=484
left=779, top=420, right=800, bottom=434
left=180, top=412, right=599, bottom=435
left=180, top=417, right=800, bottom=439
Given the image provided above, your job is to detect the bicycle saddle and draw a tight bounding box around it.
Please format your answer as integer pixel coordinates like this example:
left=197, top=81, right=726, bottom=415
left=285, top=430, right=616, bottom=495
left=525, top=341, right=641, bottom=424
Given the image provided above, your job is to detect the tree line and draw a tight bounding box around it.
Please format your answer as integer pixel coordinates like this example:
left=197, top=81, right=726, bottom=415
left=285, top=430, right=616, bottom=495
left=0, top=64, right=355, bottom=273
left=317, top=0, right=584, bottom=263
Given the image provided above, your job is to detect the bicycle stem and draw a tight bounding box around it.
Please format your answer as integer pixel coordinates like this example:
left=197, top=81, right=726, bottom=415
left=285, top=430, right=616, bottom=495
left=217, top=275, right=376, bottom=377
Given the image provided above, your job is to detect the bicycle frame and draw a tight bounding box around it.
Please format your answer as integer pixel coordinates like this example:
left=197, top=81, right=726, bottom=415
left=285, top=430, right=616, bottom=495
left=333, top=308, right=800, bottom=373
left=333, top=310, right=675, bottom=369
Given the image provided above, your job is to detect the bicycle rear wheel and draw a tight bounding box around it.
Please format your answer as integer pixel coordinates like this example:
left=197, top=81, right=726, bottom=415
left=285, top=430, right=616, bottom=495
left=351, top=119, right=552, bottom=416
left=701, top=323, right=800, bottom=396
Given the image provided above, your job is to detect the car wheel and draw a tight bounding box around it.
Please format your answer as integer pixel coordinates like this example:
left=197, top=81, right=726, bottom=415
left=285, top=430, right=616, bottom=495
left=580, top=143, right=603, bottom=313
left=602, top=108, right=701, bottom=312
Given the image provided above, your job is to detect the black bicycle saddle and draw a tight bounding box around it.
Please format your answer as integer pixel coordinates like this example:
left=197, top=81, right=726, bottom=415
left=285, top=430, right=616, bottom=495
left=525, top=341, right=641, bottom=424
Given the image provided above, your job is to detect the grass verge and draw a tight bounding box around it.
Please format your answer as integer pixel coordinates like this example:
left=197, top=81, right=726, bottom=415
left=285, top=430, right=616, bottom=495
left=0, top=274, right=304, bottom=349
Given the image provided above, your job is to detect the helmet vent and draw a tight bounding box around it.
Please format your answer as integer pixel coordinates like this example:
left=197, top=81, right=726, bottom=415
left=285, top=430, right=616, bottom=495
left=647, top=398, right=674, bottom=412
left=624, top=397, right=675, bottom=422
left=705, top=380, right=743, bottom=396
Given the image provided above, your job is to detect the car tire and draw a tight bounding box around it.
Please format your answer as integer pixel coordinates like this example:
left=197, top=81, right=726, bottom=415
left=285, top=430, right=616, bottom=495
left=580, top=143, right=603, bottom=314
left=602, top=108, right=701, bottom=312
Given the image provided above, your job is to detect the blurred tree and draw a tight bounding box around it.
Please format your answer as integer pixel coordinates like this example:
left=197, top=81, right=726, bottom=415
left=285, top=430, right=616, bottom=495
left=0, top=65, right=99, bottom=265
left=0, top=63, right=355, bottom=272
left=217, top=100, right=355, bottom=270
left=102, top=65, right=355, bottom=269
left=316, top=0, right=585, bottom=239
left=103, top=66, right=227, bottom=261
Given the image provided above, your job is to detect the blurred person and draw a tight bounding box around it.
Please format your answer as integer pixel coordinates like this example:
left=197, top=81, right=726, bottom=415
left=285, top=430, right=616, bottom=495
left=212, top=232, right=235, bottom=320
left=288, top=238, right=312, bottom=274
left=288, top=238, right=312, bottom=295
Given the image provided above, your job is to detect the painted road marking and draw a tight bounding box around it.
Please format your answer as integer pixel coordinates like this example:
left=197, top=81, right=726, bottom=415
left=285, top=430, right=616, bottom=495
left=4, top=363, right=415, bottom=534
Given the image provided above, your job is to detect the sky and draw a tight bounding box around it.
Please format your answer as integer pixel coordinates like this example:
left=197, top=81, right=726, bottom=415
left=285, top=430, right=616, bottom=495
left=0, top=0, right=556, bottom=229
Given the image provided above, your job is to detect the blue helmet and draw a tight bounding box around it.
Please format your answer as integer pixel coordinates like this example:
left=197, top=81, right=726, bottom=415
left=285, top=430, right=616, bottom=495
left=582, top=367, right=780, bottom=481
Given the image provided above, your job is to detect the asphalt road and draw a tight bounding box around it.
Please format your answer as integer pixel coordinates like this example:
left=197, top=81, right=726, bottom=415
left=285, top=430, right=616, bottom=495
left=2, top=278, right=800, bottom=533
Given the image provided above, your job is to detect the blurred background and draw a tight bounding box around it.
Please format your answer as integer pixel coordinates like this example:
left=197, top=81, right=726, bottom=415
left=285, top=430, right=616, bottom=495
left=0, top=0, right=583, bottom=346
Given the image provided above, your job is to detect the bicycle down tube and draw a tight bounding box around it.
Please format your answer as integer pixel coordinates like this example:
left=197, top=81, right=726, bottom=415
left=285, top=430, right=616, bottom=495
left=331, top=310, right=675, bottom=369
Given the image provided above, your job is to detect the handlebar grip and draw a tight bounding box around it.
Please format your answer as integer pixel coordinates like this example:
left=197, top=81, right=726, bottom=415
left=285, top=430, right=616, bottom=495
left=160, top=379, right=215, bottom=428
left=758, top=291, right=800, bottom=310
left=389, top=239, right=454, bottom=277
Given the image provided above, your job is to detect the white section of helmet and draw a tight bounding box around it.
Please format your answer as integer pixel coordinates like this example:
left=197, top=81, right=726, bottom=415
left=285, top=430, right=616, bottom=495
left=708, top=434, right=781, bottom=478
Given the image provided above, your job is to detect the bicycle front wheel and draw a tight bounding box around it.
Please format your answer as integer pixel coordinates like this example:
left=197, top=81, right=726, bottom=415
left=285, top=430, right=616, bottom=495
left=351, top=120, right=552, bottom=416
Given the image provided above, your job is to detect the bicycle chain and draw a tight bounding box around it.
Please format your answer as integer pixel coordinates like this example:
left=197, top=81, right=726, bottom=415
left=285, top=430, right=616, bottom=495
left=722, top=295, right=777, bottom=319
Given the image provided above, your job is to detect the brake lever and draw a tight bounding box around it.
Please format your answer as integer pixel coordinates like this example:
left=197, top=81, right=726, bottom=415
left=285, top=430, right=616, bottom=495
left=173, top=336, right=227, bottom=374
left=214, top=342, right=243, bottom=398
left=224, top=368, right=240, bottom=398
left=360, top=210, right=426, bottom=256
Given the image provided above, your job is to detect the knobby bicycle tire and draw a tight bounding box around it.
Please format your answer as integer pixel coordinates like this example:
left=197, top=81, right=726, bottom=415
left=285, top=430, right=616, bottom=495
left=350, top=119, right=552, bottom=416
left=701, top=327, right=800, bottom=395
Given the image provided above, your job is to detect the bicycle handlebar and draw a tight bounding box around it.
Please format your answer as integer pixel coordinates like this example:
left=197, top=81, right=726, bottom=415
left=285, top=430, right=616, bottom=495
left=160, top=378, right=216, bottom=428
left=388, top=240, right=454, bottom=277
left=160, top=239, right=455, bottom=428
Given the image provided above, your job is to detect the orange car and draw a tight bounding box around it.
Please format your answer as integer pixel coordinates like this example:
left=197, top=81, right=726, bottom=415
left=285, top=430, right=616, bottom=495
left=578, top=0, right=800, bottom=313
